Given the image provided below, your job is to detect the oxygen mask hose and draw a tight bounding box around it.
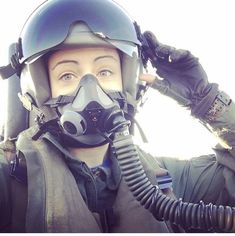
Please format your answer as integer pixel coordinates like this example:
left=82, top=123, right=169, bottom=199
left=112, top=128, right=235, bottom=232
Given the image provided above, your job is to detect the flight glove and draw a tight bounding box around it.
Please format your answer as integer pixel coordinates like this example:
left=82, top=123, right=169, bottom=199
left=142, top=31, right=219, bottom=119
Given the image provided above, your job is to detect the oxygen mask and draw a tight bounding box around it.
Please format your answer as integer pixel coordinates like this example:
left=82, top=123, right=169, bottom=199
left=51, top=74, right=127, bottom=147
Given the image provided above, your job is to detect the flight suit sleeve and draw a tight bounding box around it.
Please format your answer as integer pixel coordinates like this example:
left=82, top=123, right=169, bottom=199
left=155, top=90, right=235, bottom=206
left=193, top=92, right=235, bottom=205
left=157, top=155, right=231, bottom=205
left=201, top=94, right=235, bottom=158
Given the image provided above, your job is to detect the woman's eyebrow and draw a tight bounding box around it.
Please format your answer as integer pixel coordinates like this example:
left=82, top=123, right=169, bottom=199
left=94, top=55, right=118, bottom=63
left=51, top=60, right=79, bottom=70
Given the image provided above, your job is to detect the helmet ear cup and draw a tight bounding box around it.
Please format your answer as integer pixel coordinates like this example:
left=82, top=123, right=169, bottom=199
left=21, top=57, right=51, bottom=107
left=60, top=111, right=87, bottom=136
left=121, top=51, right=140, bottom=99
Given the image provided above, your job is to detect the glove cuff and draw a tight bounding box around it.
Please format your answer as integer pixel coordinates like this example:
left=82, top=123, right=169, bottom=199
left=191, top=83, right=219, bottom=119
left=204, top=91, right=232, bottom=122
left=192, top=84, right=232, bottom=122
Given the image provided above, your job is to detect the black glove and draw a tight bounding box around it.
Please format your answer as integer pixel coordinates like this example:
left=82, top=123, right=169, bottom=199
left=142, top=31, right=219, bottom=119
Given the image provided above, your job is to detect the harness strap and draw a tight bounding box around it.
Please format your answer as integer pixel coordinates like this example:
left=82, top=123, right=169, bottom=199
left=0, top=139, right=28, bottom=232
left=10, top=175, right=28, bottom=232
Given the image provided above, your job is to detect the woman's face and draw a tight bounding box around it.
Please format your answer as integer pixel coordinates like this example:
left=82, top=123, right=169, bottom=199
left=48, top=47, right=123, bottom=98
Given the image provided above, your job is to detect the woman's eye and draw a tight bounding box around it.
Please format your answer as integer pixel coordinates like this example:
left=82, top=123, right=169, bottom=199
left=59, top=73, right=76, bottom=81
left=97, top=70, right=112, bottom=77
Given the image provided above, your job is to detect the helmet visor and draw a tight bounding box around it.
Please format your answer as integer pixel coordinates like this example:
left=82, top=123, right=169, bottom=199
left=20, top=0, right=140, bottom=62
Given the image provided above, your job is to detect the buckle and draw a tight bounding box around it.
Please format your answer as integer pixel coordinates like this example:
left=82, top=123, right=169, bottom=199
left=156, top=173, right=172, bottom=190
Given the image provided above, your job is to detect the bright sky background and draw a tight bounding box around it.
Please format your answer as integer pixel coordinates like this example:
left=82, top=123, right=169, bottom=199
left=0, top=0, right=235, bottom=159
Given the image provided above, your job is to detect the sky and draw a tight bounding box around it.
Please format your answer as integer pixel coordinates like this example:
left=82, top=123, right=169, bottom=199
left=0, top=0, right=235, bottom=158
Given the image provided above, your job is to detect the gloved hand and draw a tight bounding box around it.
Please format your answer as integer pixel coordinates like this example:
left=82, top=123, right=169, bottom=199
left=140, top=31, right=219, bottom=119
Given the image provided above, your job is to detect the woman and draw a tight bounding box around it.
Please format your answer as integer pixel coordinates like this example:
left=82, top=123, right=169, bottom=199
left=0, top=0, right=235, bottom=233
